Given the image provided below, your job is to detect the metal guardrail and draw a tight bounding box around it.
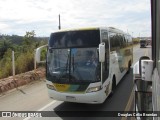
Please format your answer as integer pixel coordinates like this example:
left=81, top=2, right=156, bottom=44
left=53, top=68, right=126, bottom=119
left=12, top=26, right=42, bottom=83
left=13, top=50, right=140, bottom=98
left=152, top=68, right=160, bottom=120
left=134, top=60, right=160, bottom=120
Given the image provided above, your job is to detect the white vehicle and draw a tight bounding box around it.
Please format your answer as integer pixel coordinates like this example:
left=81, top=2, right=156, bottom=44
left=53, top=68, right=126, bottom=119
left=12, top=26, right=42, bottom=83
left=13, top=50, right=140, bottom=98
left=36, top=27, right=133, bottom=104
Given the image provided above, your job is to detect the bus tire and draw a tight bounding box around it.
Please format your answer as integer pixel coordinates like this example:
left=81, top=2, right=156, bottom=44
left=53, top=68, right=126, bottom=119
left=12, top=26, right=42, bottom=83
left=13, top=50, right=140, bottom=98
left=110, top=75, right=116, bottom=96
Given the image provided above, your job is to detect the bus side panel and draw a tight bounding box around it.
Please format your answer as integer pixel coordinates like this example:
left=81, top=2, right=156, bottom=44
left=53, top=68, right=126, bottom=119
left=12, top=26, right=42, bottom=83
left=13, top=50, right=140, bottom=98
left=109, top=31, right=133, bottom=85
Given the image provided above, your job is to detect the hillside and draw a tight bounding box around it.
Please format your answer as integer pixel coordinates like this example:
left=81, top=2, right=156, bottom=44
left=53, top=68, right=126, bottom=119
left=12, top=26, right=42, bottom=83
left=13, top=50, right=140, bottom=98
left=0, top=31, right=48, bottom=79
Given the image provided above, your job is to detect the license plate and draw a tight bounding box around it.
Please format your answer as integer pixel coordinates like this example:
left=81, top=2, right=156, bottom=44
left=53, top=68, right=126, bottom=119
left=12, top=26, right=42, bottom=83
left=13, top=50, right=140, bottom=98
left=66, top=96, right=76, bottom=101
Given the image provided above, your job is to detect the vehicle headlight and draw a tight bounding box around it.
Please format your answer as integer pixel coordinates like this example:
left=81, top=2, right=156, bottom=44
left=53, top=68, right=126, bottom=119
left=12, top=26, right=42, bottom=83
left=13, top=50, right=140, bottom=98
left=47, top=84, right=56, bottom=90
left=86, top=86, right=101, bottom=93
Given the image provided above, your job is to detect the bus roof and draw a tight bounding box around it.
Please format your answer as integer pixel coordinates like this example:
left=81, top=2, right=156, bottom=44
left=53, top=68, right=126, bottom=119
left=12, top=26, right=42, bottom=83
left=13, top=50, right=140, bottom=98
left=54, top=27, right=99, bottom=33
left=52, top=26, right=128, bottom=35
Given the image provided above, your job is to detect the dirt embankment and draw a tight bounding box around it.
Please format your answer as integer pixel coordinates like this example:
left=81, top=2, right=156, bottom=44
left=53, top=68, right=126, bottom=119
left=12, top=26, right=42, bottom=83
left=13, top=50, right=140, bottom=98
left=0, top=68, right=45, bottom=94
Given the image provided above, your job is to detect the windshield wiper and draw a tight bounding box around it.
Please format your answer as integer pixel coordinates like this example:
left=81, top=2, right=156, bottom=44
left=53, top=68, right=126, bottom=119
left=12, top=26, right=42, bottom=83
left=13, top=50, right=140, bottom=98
left=66, top=53, right=69, bottom=73
left=72, top=55, right=75, bottom=72
left=57, top=49, right=70, bottom=82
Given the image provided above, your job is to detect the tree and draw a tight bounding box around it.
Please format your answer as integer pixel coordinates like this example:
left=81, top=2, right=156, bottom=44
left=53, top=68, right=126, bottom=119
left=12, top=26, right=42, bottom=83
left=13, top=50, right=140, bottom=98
left=23, top=30, right=36, bottom=46
left=23, top=30, right=36, bottom=52
left=0, top=37, right=12, bottom=58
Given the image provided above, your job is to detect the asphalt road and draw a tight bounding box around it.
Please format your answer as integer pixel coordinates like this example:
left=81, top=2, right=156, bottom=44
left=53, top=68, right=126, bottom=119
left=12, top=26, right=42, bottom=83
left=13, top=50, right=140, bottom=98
left=0, top=44, right=151, bottom=120
left=133, top=44, right=151, bottom=65
left=28, top=68, right=133, bottom=120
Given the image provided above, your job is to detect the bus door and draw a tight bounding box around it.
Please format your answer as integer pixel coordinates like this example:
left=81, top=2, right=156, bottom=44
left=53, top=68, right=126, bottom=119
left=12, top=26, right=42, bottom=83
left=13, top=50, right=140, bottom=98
left=101, top=30, right=110, bottom=95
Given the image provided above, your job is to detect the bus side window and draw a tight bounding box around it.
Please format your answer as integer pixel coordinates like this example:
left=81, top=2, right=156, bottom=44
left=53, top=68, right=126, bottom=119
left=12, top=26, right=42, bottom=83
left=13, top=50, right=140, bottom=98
left=110, top=32, right=117, bottom=51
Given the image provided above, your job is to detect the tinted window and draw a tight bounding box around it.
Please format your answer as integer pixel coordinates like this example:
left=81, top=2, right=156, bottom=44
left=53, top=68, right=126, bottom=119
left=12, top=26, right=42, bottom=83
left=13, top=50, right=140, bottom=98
left=49, top=30, right=100, bottom=48
left=124, top=34, right=132, bottom=46
left=47, top=47, right=100, bottom=84
left=118, top=34, right=125, bottom=48
left=109, top=32, right=118, bottom=50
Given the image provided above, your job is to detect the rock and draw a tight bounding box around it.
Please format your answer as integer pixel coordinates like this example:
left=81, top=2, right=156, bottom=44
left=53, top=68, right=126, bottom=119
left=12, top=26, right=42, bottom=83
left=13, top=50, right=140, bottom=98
left=0, top=67, right=46, bottom=94
left=1, top=86, right=5, bottom=92
left=16, top=80, right=27, bottom=86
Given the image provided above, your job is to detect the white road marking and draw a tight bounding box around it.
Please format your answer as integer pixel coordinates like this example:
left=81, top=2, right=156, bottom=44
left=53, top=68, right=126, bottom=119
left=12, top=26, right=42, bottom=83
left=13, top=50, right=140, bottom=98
left=121, top=88, right=134, bottom=120
left=23, top=100, right=57, bottom=120
left=37, top=100, right=57, bottom=111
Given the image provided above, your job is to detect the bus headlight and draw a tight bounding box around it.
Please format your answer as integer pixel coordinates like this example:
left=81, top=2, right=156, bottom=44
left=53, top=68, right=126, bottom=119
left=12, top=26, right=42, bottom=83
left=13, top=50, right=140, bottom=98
left=86, top=86, right=101, bottom=93
left=47, top=84, right=56, bottom=90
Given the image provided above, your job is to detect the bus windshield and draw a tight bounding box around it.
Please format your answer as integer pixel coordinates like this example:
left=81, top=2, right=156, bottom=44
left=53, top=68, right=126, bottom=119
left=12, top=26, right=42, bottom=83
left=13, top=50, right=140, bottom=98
left=140, top=40, right=146, bottom=44
left=49, top=29, right=100, bottom=48
left=47, top=47, right=100, bottom=84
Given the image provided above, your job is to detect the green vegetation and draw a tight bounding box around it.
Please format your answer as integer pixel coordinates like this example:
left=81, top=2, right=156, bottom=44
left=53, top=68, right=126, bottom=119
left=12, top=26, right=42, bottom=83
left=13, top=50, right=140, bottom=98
left=0, top=31, right=48, bottom=79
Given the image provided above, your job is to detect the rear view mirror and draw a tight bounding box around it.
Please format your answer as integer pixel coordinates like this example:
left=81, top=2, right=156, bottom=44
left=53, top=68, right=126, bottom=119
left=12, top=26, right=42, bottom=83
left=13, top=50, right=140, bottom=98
left=35, top=45, right=48, bottom=63
left=99, top=43, right=105, bottom=62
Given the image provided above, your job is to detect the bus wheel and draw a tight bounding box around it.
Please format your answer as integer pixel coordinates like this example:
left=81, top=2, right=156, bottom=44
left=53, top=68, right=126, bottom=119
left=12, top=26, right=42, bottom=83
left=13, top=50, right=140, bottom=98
left=110, top=76, right=116, bottom=96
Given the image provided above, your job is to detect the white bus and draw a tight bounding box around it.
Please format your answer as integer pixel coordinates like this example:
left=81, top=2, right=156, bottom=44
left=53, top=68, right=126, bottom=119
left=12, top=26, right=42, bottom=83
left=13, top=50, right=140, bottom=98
left=36, top=27, right=133, bottom=104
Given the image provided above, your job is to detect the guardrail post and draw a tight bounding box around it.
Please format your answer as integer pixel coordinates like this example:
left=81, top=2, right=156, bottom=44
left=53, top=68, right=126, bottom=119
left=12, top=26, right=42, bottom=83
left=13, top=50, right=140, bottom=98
left=12, top=51, right=15, bottom=80
left=34, top=49, right=37, bottom=73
